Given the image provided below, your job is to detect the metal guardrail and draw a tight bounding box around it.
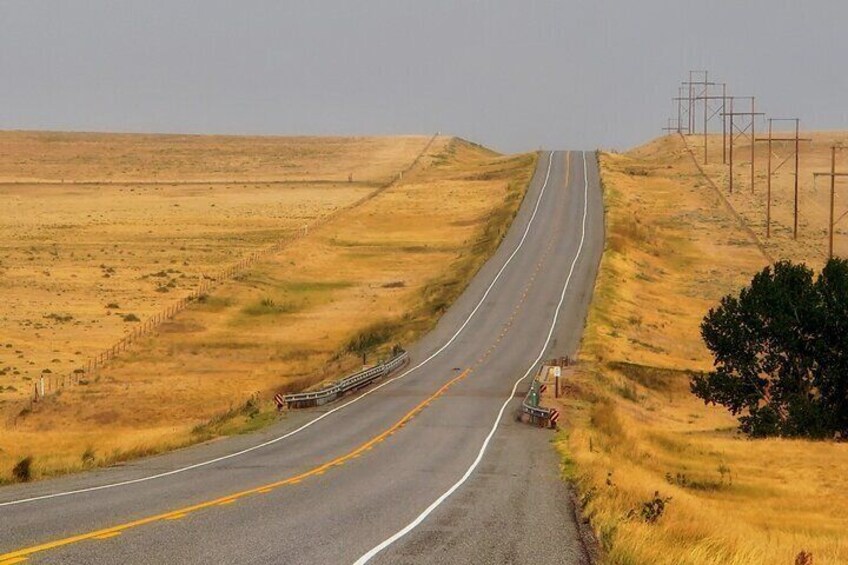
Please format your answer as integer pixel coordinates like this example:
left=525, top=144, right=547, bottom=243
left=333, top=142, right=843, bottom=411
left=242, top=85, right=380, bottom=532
left=522, top=399, right=552, bottom=419
left=282, top=351, right=409, bottom=408
left=520, top=364, right=560, bottom=427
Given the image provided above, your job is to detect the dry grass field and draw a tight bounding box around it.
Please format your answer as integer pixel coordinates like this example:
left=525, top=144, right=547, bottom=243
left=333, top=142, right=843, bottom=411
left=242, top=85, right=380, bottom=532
left=553, top=136, right=848, bottom=564
left=0, top=132, right=430, bottom=410
left=0, top=131, right=536, bottom=481
left=0, top=130, right=424, bottom=183
left=691, top=131, right=848, bottom=266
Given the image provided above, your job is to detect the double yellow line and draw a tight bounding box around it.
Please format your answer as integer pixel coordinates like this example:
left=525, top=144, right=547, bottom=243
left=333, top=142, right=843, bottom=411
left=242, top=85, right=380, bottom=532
left=0, top=368, right=472, bottom=563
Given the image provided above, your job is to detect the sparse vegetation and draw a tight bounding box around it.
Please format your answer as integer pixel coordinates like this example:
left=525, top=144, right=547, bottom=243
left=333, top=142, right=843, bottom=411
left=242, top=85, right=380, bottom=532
left=242, top=297, right=296, bottom=316
left=44, top=313, right=74, bottom=323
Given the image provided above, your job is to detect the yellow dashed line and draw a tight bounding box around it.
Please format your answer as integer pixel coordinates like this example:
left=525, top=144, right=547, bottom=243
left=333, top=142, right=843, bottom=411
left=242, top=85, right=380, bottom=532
left=1, top=147, right=572, bottom=565
left=0, top=369, right=472, bottom=563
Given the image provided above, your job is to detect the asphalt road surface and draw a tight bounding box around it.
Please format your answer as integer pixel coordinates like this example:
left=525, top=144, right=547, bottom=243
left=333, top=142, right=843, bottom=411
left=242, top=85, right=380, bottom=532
left=0, top=150, right=604, bottom=564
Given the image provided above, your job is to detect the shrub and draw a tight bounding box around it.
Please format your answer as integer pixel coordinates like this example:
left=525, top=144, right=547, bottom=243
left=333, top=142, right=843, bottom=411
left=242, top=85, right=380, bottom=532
left=44, top=313, right=73, bottom=323
left=346, top=321, right=396, bottom=357
left=242, top=297, right=295, bottom=316
left=795, top=551, right=814, bottom=565
left=12, top=456, right=33, bottom=482
left=640, top=491, right=671, bottom=523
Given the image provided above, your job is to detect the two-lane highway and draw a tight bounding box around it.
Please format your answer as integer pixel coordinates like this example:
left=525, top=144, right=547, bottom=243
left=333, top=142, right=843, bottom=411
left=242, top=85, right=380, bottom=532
left=0, top=150, right=604, bottom=564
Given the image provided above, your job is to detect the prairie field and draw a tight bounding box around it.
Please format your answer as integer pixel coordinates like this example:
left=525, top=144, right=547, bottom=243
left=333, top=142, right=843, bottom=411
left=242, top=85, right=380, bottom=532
left=0, top=132, right=430, bottom=409
left=0, top=130, right=425, bottom=183
left=0, top=131, right=536, bottom=480
left=690, top=130, right=848, bottom=266
left=554, top=136, right=848, bottom=564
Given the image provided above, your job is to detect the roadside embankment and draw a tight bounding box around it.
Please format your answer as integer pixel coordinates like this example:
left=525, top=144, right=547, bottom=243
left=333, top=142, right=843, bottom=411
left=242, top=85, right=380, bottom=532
left=555, top=137, right=848, bottom=564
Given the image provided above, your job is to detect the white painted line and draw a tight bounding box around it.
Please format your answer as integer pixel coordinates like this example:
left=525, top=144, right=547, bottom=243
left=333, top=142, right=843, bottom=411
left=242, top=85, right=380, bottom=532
left=353, top=151, right=591, bottom=564
left=1, top=152, right=556, bottom=508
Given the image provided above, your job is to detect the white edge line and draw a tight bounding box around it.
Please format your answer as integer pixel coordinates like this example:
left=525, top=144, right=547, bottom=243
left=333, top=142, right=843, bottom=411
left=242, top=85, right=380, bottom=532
left=353, top=150, right=590, bottom=564
left=1, top=152, right=556, bottom=508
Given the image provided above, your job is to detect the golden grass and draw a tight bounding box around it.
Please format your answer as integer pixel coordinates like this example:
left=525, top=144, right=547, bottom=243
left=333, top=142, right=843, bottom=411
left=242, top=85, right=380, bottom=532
left=552, top=136, right=848, bottom=564
left=0, top=132, right=536, bottom=481
left=0, top=132, right=433, bottom=409
left=0, top=130, right=429, bottom=183
left=685, top=131, right=848, bottom=267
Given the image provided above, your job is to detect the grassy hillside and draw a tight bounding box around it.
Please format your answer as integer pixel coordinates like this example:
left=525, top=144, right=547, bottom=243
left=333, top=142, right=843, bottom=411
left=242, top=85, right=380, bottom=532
left=553, top=135, right=848, bottom=564
left=0, top=132, right=537, bottom=481
left=692, top=131, right=848, bottom=266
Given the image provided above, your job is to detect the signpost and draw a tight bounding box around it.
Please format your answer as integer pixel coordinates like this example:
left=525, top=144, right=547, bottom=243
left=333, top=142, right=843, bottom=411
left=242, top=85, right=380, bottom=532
left=553, top=366, right=562, bottom=398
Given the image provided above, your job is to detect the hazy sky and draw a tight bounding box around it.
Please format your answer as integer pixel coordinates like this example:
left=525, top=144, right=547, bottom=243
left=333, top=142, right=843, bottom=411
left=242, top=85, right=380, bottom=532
left=2, top=1, right=847, bottom=153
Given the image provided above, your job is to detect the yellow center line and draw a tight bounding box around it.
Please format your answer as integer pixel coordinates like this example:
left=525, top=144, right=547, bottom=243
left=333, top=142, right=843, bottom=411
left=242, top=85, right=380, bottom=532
left=164, top=513, right=187, bottom=521
left=0, top=368, right=472, bottom=562
left=2, top=152, right=571, bottom=562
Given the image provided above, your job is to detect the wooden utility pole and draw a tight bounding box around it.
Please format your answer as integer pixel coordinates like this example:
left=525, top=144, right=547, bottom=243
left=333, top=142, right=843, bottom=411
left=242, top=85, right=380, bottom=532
left=722, top=83, right=727, bottom=164
left=813, top=146, right=848, bottom=258
left=692, top=87, right=727, bottom=165
left=750, top=98, right=756, bottom=193
left=832, top=145, right=837, bottom=258
left=722, top=97, right=763, bottom=194
left=755, top=118, right=810, bottom=239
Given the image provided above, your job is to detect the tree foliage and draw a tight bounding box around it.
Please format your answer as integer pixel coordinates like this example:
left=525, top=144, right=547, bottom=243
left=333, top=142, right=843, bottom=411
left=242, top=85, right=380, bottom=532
left=693, top=259, right=848, bottom=438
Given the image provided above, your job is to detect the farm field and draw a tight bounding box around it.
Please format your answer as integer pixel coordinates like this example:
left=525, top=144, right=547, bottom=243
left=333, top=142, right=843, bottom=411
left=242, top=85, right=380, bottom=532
left=554, top=136, right=848, bottom=564
left=0, top=131, right=536, bottom=480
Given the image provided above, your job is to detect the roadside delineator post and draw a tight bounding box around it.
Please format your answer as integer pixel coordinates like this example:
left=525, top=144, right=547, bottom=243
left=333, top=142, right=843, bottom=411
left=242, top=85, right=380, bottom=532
left=550, top=409, right=560, bottom=429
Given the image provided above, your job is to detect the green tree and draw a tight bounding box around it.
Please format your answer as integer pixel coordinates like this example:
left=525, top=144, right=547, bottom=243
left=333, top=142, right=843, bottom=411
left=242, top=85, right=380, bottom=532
left=693, top=259, right=848, bottom=438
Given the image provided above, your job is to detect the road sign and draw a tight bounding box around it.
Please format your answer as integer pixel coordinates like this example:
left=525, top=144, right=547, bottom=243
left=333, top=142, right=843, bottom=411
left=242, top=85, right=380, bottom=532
left=550, top=409, right=560, bottom=425
left=553, top=366, right=562, bottom=378
left=274, top=393, right=285, bottom=409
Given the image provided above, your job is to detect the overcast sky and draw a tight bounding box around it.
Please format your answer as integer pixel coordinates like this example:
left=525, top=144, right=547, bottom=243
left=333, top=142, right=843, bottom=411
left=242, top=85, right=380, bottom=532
left=1, top=1, right=847, bottom=153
